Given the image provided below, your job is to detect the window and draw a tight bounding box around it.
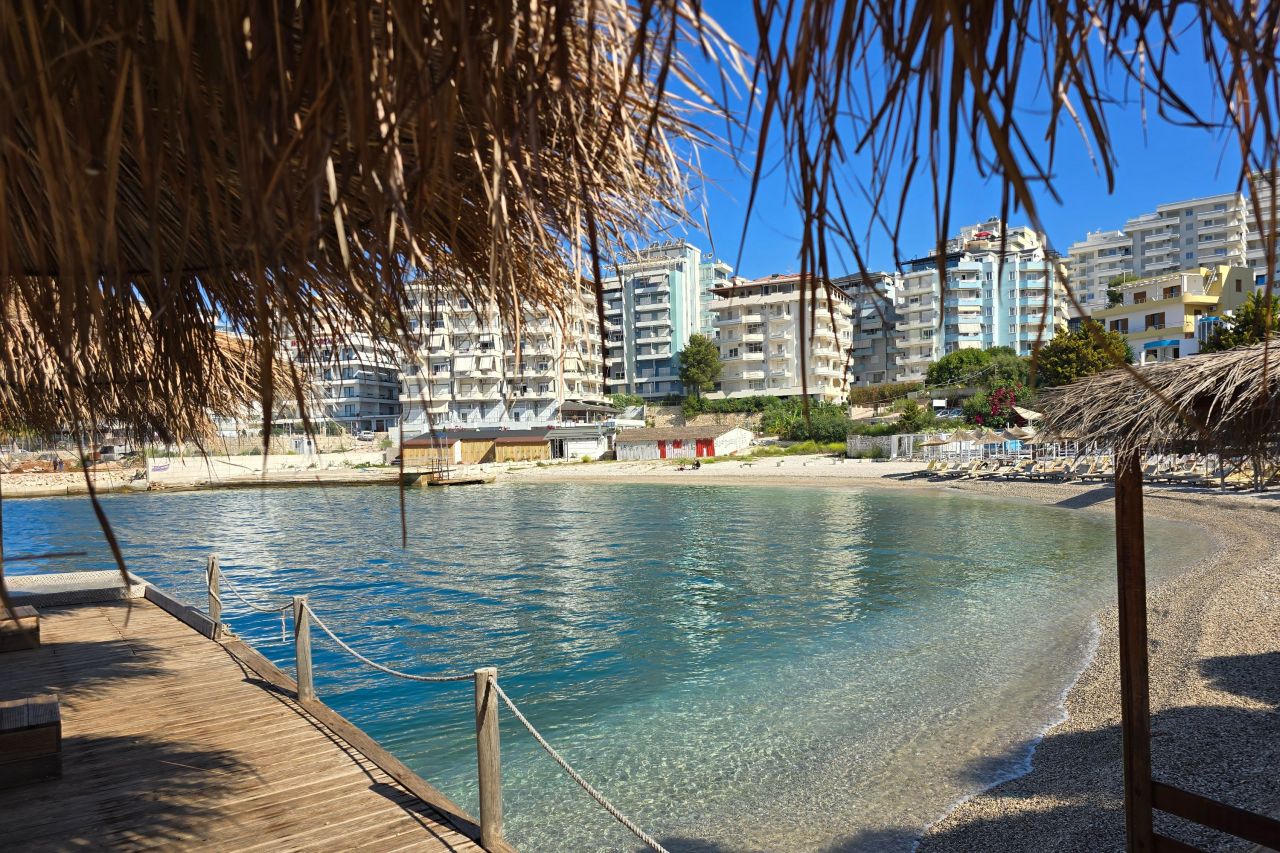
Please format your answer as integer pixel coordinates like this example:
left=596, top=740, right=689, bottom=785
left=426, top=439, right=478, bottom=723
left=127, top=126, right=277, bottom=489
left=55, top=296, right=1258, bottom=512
left=1132, top=292, right=1147, bottom=304
left=1110, top=318, right=1129, bottom=333
left=726, top=347, right=740, bottom=359
left=747, top=342, right=764, bottom=354
left=1185, top=252, right=1195, bottom=260
left=1144, top=312, right=1165, bottom=331
left=1163, top=285, right=1181, bottom=299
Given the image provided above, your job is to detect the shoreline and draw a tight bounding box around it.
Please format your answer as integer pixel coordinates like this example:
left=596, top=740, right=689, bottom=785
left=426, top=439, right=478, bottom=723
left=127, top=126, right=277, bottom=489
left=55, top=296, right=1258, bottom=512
left=5, top=455, right=1276, bottom=849
left=504, top=460, right=1280, bottom=850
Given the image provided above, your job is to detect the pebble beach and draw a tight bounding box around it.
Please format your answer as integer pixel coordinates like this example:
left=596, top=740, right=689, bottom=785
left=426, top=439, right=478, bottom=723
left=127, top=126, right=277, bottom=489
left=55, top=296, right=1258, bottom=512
left=508, top=457, right=1280, bottom=851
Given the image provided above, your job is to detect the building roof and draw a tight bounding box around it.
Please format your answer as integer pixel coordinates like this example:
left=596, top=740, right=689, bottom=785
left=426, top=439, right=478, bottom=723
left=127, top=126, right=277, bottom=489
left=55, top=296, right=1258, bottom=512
left=613, top=426, right=749, bottom=442
left=560, top=401, right=621, bottom=414
left=546, top=425, right=607, bottom=439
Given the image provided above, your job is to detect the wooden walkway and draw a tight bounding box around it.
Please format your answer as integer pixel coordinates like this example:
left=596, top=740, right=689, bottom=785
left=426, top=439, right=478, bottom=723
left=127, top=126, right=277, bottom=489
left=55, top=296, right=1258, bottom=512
left=0, top=598, right=488, bottom=852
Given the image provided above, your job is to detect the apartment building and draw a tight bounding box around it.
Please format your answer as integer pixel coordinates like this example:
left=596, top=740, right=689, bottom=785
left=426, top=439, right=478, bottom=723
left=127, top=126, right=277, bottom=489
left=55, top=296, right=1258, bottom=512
left=834, top=271, right=901, bottom=386
left=895, top=220, right=1069, bottom=383
left=1068, top=192, right=1249, bottom=315
left=284, top=333, right=402, bottom=433
left=1247, top=171, right=1279, bottom=285
left=1090, top=265, right=1253, bottom=364
left=399, top=282, right=606, bottom=431
left=602, top=240, right=733, bottom=399
left=707, top=274, right=852, bottom=402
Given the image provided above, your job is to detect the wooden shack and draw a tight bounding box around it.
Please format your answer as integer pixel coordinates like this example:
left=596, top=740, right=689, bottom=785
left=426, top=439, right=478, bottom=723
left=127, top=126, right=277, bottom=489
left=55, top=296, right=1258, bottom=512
left=402, top=428, right=551, bottom=466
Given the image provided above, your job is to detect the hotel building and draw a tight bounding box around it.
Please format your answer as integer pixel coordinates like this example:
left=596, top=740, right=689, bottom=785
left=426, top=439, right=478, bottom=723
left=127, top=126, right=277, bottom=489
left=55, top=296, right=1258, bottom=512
left=1089, top=265, right=1254, bottom=364
left=602, top=241, right=733, bottom=399
left=1247, top=171, right=1279, bottom=286
left=399, top=281, right=607, bottom=431
left=1068, top=192, right=1249, bottom=315
left=894, top=220, right=1070, bottom=383
left=708, top=273, right=853, bottom=402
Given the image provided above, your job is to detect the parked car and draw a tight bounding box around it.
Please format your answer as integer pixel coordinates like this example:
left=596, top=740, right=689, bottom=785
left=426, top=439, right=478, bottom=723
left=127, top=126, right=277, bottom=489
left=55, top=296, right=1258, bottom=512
left=356, top=431, right=376, bottom=441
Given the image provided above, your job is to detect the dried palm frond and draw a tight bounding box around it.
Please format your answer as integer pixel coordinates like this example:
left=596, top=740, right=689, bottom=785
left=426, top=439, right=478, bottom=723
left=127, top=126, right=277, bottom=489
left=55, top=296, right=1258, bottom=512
left=1038, top=340, right=1280, bottom=455
left=0, top=0, right=742, bottom=442
left=746, top=0, right=1280, bottom=403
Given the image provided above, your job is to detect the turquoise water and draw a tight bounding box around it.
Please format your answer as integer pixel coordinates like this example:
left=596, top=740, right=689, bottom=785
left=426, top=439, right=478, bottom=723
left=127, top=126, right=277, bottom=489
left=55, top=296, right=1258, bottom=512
left=3, top=483, right=1210, bottom=851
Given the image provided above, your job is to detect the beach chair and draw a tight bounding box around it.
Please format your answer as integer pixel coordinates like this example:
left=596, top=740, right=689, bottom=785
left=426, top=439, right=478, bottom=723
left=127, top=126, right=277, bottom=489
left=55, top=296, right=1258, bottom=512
left=1003, top=459, right=1035, bottom=479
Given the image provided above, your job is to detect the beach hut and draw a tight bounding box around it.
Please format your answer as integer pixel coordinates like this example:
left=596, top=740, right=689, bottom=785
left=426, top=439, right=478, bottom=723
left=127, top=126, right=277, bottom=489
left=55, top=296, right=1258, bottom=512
left=614, top=427, right=753, bottom=461
left=547, top=425, right=612, bottom=460
left=1040, top=341, right=1280, bottom=852
left=402, top=429, right=552, bottom=465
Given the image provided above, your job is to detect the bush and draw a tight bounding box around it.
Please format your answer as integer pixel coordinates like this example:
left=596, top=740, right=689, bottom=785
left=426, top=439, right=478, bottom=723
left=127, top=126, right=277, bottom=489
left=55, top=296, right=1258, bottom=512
left=848, top=381, right=922, bottom=406
left=580, top=454, right=593, bottom=463
left=609, top=392, right=646, bottom=409
left=379, top=438, right=393, bottom=450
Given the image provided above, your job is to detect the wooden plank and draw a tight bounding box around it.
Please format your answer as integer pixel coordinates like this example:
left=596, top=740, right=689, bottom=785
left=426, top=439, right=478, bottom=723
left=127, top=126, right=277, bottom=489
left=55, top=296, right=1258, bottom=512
left=475, top=667, right=504, bottom=850
left=0, top=600, right=499, bottom=852
left=1115, top=450, right=1155, bottom=852
left=1153, top=781, right=1280, bottom=849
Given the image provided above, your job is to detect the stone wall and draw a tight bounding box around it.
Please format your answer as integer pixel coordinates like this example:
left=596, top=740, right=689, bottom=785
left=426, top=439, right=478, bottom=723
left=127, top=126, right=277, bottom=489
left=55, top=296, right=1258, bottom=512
left=648, top=405, right=762, bottom=433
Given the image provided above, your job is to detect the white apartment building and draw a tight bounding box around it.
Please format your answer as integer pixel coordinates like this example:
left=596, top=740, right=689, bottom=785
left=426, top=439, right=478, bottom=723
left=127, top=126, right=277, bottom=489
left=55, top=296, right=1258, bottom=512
left=1247, top=171, right=1279, bottom=285
left=602, top=240, right=733, bottom=399
left=1068, top=191, right=1249, bottom=315
left=283, top=332, right=402, bottom=434
left=399, top=282, right=606, bottom=431
left=895, top=220, right=1069, bottom=383
left=834, top=271, right=901, bottom=386
left=708, top=273, right=853, bottom=402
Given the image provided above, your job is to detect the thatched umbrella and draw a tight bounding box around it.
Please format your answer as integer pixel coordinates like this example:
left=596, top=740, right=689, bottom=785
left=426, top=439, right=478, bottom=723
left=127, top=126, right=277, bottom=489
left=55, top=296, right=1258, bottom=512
left=0, top=1, right=740, bottom=444
left=1039, top=342, right=1280, bottom=850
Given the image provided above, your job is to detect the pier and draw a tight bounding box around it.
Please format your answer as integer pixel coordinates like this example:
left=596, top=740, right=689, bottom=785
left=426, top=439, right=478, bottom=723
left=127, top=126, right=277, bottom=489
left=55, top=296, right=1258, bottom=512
left=0, top=578, right=486, bottom=851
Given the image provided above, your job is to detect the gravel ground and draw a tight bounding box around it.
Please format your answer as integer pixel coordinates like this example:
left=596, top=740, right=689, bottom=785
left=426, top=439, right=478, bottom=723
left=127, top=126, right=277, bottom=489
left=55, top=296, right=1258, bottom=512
left=917, top=480, right=1280, bottom=853
left=512, top=461, right=1280, bottom=851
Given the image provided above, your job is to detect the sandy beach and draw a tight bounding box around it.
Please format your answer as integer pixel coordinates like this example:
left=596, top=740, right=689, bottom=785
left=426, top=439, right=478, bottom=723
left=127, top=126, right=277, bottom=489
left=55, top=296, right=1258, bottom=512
left=506, top=457, right=1280, bottom=851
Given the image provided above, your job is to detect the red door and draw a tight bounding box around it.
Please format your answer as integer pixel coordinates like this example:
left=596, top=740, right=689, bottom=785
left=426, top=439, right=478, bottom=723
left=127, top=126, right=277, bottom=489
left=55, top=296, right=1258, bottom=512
left=658, top=441, right=667, bottom=459
left=696, top=439, right=713, bottom=457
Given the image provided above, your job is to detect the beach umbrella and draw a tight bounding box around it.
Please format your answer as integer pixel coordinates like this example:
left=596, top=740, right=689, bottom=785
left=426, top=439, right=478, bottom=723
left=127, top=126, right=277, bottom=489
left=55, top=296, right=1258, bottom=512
left=948, top=429, right=975, bottom=442
left=1013, top=405, right=1043, bottom=422
left=918, top=435, right=951, bottom=447
left=978, top=428, right=1004, bottom=443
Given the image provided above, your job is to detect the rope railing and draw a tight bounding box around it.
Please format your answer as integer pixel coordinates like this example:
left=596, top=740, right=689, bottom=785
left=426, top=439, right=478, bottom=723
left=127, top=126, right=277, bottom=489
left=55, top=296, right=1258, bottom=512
left=492, top=680, right=671, bottom=853
left=302, top=601, right=475, bottom=683
left=219, top=569, right=292, bottom=613
left=204, top=554, right=670, bottom=853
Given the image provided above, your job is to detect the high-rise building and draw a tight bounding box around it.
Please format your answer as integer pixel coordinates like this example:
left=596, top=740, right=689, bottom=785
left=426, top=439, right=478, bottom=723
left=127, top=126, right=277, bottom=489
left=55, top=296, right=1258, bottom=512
left=1067, top=192, right=1249, bottom=315
left=399, top=281, right=606, bottom=431
left=283, top=332, right=402, bottom=433
left=602, top=241, right=733, bottom=399
left=834, top=271, right=901, bottom=387
left=894, top=219, right=1069, bottom=383
left=708, top=273, right=853, bottom=402
left=1247, top=171, right=1279, bottom=286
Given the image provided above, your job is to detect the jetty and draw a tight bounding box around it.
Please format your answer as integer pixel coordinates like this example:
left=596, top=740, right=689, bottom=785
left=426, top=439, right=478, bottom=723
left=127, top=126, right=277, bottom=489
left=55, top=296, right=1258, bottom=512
left=0, top=573, right=487, bottom=851
left=1, top=564, right=668, bottom=852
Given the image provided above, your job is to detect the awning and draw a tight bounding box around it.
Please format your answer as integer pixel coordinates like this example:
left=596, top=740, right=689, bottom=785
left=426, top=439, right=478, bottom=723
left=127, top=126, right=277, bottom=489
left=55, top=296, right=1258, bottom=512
left=453, top=356, right=475, bottom=371
left=1142, top=339, right=1181, bottom=350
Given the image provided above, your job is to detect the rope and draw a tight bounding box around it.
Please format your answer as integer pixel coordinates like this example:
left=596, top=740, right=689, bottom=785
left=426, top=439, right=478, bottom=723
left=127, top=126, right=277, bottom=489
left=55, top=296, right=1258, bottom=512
left=218, top=569, right=292, bottom=614
left=491, top=681, right=670, bottom=853
left=303, top=603, right=475, bottom=683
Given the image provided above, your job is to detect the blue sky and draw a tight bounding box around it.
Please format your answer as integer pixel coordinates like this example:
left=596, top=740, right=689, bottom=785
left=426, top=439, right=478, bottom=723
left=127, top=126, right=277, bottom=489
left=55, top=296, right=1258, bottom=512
left=666, top=4, right=1248, bottom=279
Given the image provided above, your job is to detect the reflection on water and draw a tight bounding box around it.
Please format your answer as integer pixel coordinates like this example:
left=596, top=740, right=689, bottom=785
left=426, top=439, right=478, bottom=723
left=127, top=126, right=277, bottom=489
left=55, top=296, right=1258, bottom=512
left=4, top=482, right=1210, bottom=852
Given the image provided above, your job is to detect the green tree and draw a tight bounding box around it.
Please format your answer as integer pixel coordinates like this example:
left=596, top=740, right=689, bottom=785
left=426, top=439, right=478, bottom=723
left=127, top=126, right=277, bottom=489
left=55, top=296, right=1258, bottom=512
left=982, top=350, right=1031, bottom=389
left=925, top=348, right=991, bottom=387
left=1034, top=320, right=1133, bottom=387
left=1200, top=292, right=1280, bottom=354
left=1106, top=273, right=1140, bottom=307
left=677, top=334, right=722, bottom=399
left=609, top=392, right=646, bottom=409
left=896, top=400, right=935, bottom=433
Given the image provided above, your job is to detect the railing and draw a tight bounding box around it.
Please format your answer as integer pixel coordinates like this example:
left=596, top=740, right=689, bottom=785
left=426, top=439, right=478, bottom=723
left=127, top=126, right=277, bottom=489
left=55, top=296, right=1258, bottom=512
left=205, top=555, right=669, bottom=853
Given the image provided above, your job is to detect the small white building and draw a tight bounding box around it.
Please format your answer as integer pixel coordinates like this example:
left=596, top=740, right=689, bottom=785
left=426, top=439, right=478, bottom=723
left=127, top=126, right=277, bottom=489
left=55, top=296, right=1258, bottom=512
left=614, top=426, right=753, bottom=461
left=547, top=425, right=612, bottom=460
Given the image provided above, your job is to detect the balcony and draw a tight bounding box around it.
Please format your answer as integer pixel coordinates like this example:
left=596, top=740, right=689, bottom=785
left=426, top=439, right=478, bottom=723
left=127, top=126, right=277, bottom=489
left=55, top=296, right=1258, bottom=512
left=742, top=351, right=765, bottom=361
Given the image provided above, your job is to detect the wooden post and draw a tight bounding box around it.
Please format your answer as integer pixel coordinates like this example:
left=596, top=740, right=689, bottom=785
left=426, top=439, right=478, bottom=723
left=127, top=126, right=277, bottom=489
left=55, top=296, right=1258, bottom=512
left=206, top=554, right=222, bottom=639
left=293, top=596, right=315, bottom=703
left=1115, top=450, right=1154, bottom=852
left=474, top=667, right=504, bottom=849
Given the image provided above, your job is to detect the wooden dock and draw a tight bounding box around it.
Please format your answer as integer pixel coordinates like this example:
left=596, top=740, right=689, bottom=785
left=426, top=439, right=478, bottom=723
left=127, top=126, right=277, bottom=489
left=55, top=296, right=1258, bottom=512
left=0, top=595, right=488, bottom=851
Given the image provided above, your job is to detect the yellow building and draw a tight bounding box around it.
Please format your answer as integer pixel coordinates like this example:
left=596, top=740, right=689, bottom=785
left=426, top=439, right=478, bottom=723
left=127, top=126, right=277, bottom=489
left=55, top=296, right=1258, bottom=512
left=1090, top=266, right=1253, bottom=364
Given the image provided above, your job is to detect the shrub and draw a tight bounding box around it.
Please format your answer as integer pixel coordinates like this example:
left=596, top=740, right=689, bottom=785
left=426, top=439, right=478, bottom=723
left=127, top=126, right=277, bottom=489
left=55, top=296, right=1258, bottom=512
left=848, top=381, right=922, bottom=406
left=580, top=454, right=593, bottom=463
